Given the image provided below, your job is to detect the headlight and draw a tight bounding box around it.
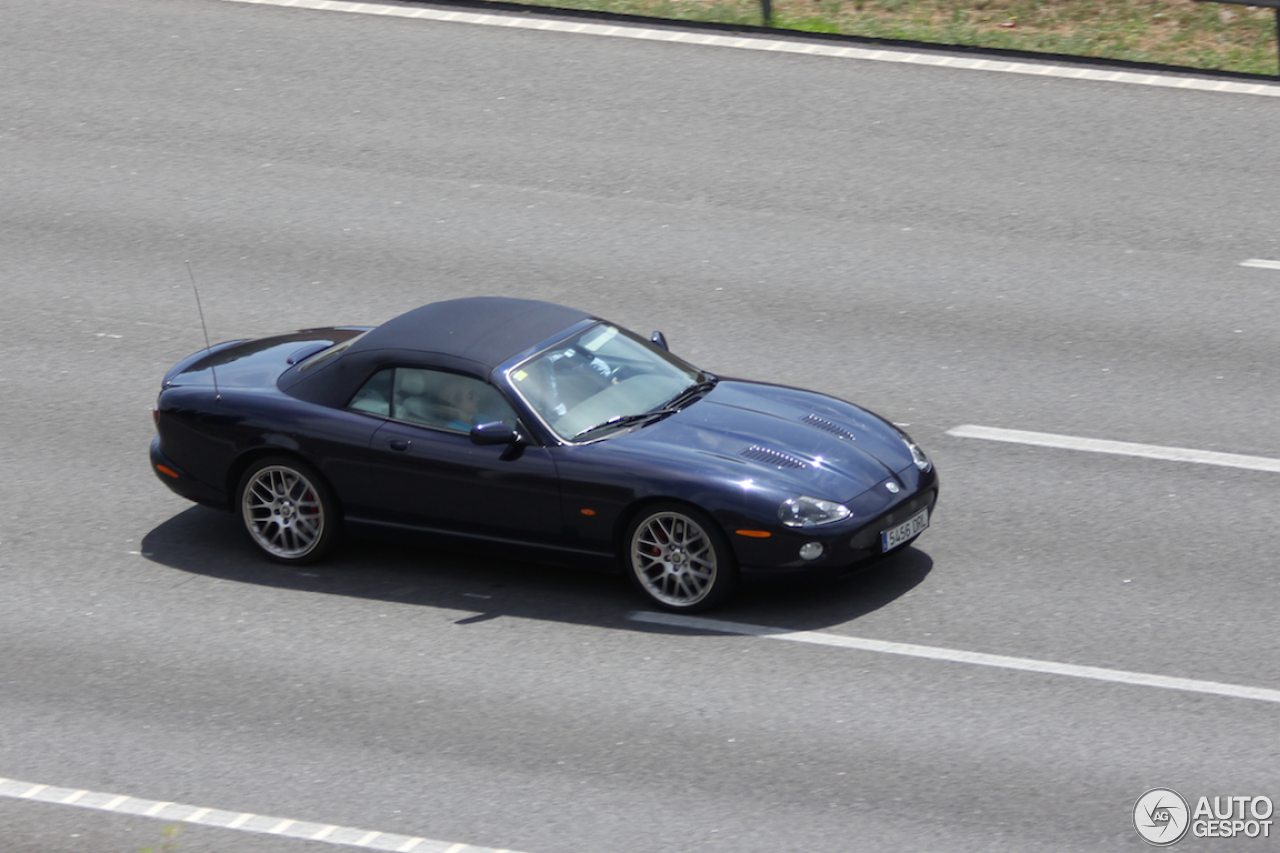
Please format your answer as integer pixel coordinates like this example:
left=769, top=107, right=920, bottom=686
left=778, top=496, right=852, bottom=528
left=906, top=439, right=932, bottom=473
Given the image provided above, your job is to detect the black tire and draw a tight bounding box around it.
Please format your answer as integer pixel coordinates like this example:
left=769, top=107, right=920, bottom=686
left=236, top=456, right=338, bottom=564
left=624, top=502, right=737, bottom=612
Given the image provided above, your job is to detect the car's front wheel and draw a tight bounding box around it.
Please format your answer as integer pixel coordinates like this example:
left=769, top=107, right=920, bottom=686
left=625, top=503, right=737, bottom=612
left=237, top=456, right=337, bottom=564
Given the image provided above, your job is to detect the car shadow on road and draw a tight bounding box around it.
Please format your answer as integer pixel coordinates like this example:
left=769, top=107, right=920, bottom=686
left=141, top=506, right=934, bottom=635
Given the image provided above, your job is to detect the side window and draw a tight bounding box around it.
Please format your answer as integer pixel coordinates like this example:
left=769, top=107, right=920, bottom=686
left=348, top=369, right=392, bottom=416
left=380, top=368, right=518, bottom=433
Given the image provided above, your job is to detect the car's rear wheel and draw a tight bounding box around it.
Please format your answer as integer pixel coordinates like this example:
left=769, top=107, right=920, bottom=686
left=625, top=503, right=736, bottom=612
left=237, top=457, right=337, bottom=563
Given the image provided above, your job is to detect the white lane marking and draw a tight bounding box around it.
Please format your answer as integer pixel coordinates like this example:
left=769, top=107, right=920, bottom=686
left=1241, top=258, right=1280, bottom=269
left=628, top=611, right=1280, bottom=705
left=213, top=0, right=1280, bottom=97
left=0, top=778, right=533, bottom=852
left=947, top=424, right=1280, bottom=473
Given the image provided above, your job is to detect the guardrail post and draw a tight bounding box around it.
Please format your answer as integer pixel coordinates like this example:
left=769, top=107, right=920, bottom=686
left=760, top=0, right=772, bottom=27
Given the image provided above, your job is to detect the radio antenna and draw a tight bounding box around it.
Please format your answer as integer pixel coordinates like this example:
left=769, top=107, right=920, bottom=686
left=185, top=260, right=221, bottom=401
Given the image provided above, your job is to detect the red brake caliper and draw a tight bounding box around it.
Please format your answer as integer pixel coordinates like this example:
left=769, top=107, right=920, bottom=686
left=650, top=524, right=667, bottom=556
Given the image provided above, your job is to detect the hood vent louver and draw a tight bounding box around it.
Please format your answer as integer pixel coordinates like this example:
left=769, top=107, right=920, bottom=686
left=740, top=446, right=808, bottom=469
left=802, top=413, right=857, bottom=441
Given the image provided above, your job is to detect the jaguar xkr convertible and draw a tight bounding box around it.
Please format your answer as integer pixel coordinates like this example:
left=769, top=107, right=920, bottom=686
left=151, top=297, right=937, bottom=611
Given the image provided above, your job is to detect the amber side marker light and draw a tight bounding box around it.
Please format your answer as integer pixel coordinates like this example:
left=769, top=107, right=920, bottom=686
left=156, top=465, right=180, bottom=479
left=580, top=508, right=597, bottom=516
left=735, top=530, right=772, bottom=538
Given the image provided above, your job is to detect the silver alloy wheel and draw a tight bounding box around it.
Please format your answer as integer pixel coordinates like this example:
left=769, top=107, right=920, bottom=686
left=241, top=464, right=326, bottom=560
left=630, top=510, right=719, bottom=608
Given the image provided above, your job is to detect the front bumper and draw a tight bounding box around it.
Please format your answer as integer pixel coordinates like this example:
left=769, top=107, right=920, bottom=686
left=731, top=474, right=938, bottom=577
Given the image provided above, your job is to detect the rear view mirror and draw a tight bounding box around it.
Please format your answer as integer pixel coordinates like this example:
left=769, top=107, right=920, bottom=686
left=650, top=331, right=669, bottom=351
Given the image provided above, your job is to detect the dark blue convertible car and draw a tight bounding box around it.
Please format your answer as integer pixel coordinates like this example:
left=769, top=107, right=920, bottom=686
left=151, top=297, right=937, bottom=611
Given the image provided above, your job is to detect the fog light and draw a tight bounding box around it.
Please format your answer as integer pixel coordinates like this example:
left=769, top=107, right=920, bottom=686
left=799, top=542, right=824, bottom=561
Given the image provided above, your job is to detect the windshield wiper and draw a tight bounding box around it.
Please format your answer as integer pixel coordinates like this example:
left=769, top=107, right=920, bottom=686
left=661, top=377, right=718, bottom=411
left=572, top=408, right=677, bottom=440
left=571, top=376, right=717, bottom=440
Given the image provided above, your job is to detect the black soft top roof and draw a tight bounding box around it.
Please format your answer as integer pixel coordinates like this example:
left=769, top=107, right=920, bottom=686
left=347, top=297, right=592, bottom=367
left=281, top=297, right=596, bottom=407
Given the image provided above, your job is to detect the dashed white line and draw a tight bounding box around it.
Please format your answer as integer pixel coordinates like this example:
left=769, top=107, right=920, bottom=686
left=213, top=0, right=1280, bottom=97
left=628, top=611, right=1280, bottom=705
left=1241, top=258, right=1280, bottom=269
left=0, top=778, right=532, bottom=852
left=947, top=424, right=1280, bottom=474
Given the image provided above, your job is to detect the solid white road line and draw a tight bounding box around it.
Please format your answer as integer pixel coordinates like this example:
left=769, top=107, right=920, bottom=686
left=213, top=0, right=1280, bottom=98
left=628, top=611, right=1280, bottom=705
left=0, top=778, right=531, bottom=853
left=947, top=424, right=1280, bottom=474
left=1241, top=258, right=1280, bottom=269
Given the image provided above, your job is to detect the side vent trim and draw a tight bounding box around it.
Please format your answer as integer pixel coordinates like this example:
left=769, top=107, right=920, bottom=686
left=740, top=446, right=808, bottom=469
left=802, top=413, right=857, bottom=441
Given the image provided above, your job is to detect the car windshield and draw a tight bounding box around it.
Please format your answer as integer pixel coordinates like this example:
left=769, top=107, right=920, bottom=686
left=507, top=323, right=711, bottom=441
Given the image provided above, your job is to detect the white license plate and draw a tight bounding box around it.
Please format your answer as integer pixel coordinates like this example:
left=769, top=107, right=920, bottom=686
left=881, top=507, right=929, bottom=551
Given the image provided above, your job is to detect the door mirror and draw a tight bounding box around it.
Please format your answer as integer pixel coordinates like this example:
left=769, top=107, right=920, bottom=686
left=470, top=421, right=521, bottom=446
left=650, top=331, right=669, bottom=351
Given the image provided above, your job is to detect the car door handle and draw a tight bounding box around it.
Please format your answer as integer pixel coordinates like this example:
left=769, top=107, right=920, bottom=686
left=387, top=439, right=411, bottom=452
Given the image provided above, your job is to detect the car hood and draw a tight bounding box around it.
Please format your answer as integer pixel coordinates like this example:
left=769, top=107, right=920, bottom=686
left=610, top=380, right=914, bottom=500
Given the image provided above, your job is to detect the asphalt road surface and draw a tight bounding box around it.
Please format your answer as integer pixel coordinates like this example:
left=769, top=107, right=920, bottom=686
left=2, top=1, right=1278, bottom=851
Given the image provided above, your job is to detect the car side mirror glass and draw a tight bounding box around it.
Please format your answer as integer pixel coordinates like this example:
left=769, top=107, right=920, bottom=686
left=470, top=421, right=520, bottom=446
left=650, top=331, right=669, bottom=351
